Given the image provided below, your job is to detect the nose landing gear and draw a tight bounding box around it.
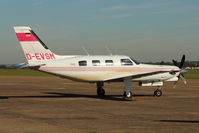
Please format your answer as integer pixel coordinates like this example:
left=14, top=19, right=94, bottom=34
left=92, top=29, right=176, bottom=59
left=123, top=91, right=133, bottom=98
left=154, top=87, right=162, bottom=97
left=123, top=77, right=133, bottom=99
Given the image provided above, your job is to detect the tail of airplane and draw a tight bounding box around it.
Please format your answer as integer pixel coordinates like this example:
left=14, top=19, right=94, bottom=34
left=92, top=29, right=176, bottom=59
left=14, top=26, right=64, bottom=66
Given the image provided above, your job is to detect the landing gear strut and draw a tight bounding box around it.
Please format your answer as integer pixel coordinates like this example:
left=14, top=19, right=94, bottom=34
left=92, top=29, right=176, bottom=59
left=123, top=77, right=133, bottom=99
left=154, top=87, right=162, bottom=97
left=96, top=82, right=105, bottom=96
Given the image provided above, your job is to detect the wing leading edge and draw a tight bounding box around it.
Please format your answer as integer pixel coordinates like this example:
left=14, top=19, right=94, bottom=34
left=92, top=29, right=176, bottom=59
left=104, top=70, right=177, bottom=82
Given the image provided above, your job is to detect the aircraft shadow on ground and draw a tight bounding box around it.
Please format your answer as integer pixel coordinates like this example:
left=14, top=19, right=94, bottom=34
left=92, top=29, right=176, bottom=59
left=0, top=91, right=153, bottom=101
left=157, top=120, right=199, bottom=124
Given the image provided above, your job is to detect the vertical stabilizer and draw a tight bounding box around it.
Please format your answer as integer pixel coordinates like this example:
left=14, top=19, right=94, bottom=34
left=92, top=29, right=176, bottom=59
left=14, top=26, right=62, bottom=65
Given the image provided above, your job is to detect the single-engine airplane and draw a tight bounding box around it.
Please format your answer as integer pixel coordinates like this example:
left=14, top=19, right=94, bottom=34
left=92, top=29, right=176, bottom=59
left=14, top=26, right=187, bottom=98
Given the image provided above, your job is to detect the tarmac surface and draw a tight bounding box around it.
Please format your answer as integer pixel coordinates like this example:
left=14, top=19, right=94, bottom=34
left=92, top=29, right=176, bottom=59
left=0, top=76, right=198, bottom=133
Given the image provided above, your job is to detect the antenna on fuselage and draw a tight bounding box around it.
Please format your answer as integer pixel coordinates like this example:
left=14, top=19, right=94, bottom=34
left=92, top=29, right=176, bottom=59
left=82, top=46, right=90, bottom=56
left=106, top=45, right=113, bottom=56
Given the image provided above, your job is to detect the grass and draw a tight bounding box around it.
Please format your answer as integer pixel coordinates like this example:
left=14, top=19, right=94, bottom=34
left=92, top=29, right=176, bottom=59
left=184, top=69, right=199, bottom=79
left=0, top=69, right=199, bottom=79
left=0, top=69, right=51, bottom=76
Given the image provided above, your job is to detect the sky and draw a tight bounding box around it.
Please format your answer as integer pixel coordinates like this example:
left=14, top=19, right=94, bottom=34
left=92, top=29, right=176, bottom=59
left=0, top=0, right=199, bottom=64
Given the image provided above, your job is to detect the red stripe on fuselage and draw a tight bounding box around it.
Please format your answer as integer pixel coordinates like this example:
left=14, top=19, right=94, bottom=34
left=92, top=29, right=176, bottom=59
left=16, top=33, right=38, bottom=41
left=39, top=67, right=178, bottom=72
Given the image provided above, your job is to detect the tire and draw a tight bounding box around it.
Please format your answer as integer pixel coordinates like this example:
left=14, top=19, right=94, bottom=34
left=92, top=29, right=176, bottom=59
left=123, top=91, right=127, bottom=97
left=97, top=88, right=105, bottom=96
left=154, top=89, right=162, bottom=97
left=123, top=91, right=132, bottom=98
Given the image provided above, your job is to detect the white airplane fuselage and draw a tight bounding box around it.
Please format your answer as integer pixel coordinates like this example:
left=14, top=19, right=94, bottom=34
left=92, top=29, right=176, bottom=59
left=38, top=55, right=180, bottom=82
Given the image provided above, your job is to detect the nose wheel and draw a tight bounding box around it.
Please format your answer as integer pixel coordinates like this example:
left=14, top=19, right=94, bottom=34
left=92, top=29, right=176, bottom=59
left=154, top=88, right=162, bottom=97
left=123, top=91, right=133, bottom=98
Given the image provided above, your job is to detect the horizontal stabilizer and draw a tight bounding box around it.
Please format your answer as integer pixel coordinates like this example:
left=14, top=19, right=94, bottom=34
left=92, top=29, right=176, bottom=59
left=14, top=63, right=45, bottom=69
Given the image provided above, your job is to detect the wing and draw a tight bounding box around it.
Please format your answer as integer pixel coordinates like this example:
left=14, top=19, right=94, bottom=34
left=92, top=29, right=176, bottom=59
left=104, top=71, right=172, bottom=82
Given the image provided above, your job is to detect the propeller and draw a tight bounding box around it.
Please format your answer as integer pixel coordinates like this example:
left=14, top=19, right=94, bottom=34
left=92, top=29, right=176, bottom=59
left=172, top=55, right=187, bottom=88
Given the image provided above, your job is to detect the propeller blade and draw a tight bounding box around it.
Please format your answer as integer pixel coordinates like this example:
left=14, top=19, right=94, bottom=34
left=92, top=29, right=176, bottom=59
left=173, top=81, right=178, bottom=88
left=179, top=54, right=185, bottom=68
left=179, top=74, right=187, bottom=84
left=172, top=60, right=178, bottom=66
left=171, top=54, right=187, bottom=88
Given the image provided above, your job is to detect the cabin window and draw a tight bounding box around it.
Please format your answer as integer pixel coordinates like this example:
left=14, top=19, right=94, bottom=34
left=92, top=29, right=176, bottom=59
left=92, top=60, right=100, bottom=66
left=121, top=59, right=133, bottom=66
left=79, top=60, right=87, bottom=66
left=105, top=60, right=113, bottom=66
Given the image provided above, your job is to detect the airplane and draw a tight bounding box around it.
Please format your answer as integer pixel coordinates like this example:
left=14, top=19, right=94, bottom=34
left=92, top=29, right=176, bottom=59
left=13, top=26, right=187, bottom=99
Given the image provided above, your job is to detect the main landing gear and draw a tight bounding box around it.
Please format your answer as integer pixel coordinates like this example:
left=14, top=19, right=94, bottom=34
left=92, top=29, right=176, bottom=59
left=123, top=77, right=133, bottom=99
left=96, top=78, right=133, bottom=99
left=96, top=82, right=105, bottom=96
left=154, top=87, right=162, bottom=97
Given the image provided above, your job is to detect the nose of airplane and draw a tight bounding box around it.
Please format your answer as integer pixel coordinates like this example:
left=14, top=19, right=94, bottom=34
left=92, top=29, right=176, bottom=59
left=173, top=66, right=180, bottom=71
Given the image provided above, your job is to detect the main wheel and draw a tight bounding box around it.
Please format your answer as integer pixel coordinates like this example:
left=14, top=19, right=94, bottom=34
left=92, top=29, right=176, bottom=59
left=97, top=88, right=105, bottom=96
left=154, top=89, right=162, bottom=97
left=123, top=91, right=132, bottom=98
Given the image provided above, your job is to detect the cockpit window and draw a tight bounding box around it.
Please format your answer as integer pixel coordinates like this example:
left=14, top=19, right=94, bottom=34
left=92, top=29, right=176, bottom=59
left=130, top=58, right=140, bottom=65
left=79, top=60, right=87, bottom=66
left=121, top=59, right=133, bottom=66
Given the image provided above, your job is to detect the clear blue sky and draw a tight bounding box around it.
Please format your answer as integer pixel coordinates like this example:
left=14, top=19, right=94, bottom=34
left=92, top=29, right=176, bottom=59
left=0, top=0, right=199, bottom=64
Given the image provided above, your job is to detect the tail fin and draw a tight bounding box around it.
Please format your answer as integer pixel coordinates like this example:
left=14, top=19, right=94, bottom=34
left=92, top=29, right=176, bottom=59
left=14, top=26, right=61, bottom=66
